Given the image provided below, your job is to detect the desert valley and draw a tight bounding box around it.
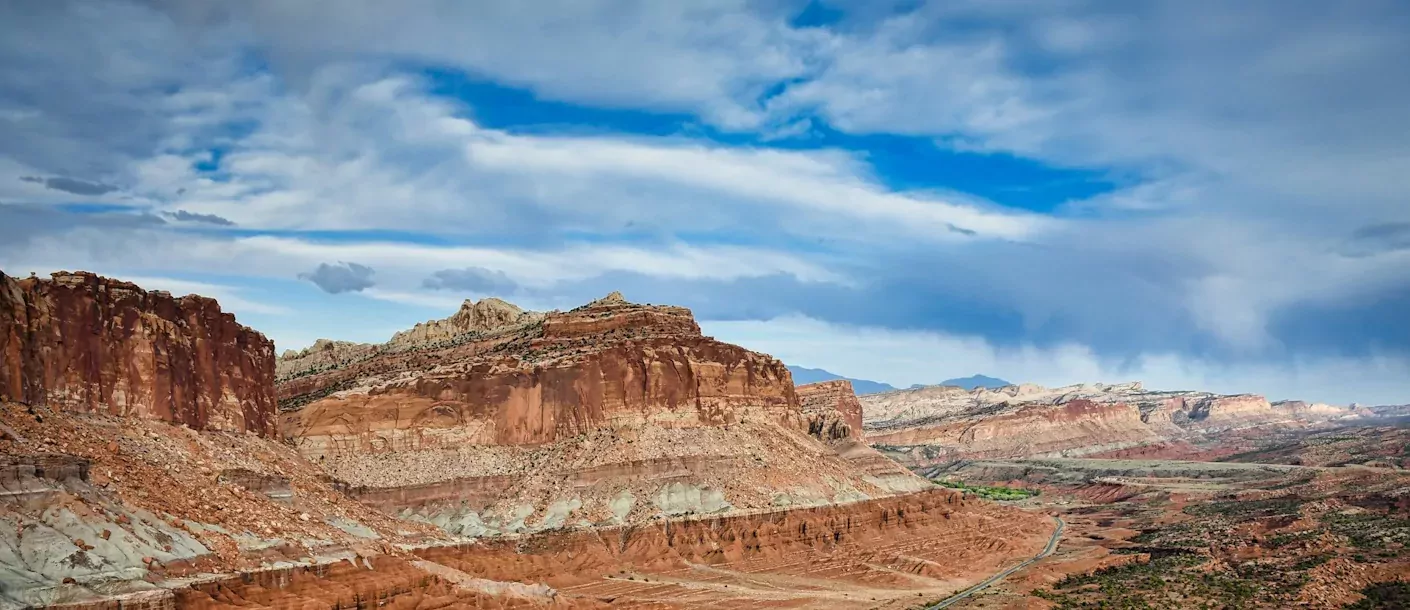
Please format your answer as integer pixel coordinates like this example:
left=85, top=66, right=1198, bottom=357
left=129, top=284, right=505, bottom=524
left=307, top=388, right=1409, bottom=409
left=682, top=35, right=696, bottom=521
left=1, top=270, right=1407, bottom=610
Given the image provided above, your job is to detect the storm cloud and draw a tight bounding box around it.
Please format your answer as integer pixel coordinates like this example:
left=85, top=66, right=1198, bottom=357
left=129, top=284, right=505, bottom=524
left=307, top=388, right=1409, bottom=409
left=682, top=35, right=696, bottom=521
left=298, top=262, right=375, bottom=294
left=162, top=210, right=236, bottom=226
left=20, top=175, right=118, bottom=196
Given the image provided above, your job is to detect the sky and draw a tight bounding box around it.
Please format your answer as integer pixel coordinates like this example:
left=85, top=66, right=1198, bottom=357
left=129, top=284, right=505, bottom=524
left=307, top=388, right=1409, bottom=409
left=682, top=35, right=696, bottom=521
left=2, top=0, right=1409, bottom=404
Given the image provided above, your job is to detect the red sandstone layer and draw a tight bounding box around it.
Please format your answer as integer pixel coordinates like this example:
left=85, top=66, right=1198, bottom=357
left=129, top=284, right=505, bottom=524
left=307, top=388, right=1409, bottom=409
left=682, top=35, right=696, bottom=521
left=172, top=488, right=1053, bottom=610
left=0, top=271, right=276, bottom=436
left=280, top=297, right=798, bottom=452
left=277, top=295, right=932, bottom=528
left=863, top=381, right=1363, bottom=464
left=797, top=379, right=865, bottom=441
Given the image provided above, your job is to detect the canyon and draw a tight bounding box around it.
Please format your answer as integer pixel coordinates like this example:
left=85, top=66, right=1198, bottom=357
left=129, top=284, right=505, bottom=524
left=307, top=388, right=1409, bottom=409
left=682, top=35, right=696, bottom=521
left=0, top=271, right=1053, bottom=610
left=3, top=269, right=1403, bottom=609
left=846, top=379, right=1409, bottom=608
left=916, top=443, right=1410, bottom=608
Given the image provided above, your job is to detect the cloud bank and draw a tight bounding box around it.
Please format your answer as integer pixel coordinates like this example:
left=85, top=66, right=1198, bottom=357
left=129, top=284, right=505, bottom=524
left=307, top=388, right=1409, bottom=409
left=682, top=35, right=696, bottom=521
left=0, top=0, right=1407, bottom=403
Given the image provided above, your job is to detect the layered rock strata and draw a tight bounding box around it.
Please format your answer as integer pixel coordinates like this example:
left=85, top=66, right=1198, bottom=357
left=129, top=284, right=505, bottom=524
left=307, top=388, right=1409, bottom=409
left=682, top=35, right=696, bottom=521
left=797, top=379, right=864, bottom=442
left=174, top=489, right=1052, bottom=610
left=0, top=271, right=276, bottom=436
left=282, top=297, right=799, bottom=450
left=276, top=298, right=547, bottom=383
left=865, top=381, right=1363, bottom=465
left=279, top=294, right=928, bottom=532
left=387, top=297, right=544, bottom=349
left=0, top=273, right=1043, bottom=610
left=0, top=401, right=446, bottom=609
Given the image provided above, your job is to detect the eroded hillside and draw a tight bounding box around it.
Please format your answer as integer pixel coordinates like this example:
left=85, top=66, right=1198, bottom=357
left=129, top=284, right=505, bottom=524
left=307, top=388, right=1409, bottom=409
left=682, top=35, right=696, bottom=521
left=864, top=381, right=1367, bottom=465
left=1, top=271, right=1055, bottom=609
left=277, top=293, right=930, bottom=534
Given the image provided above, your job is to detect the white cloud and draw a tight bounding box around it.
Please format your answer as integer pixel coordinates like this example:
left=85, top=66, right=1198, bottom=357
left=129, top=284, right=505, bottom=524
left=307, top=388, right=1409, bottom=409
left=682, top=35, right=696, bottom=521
left=118, top=70, right=1044, bottom=242
left=2, top=0, right=1409, bottom=386
left=703, top=315, right=1410, bottom=405
left=114, top=275, right=289, bottom=316
left=184, top=0, right=820, bottom=130
left=0, top=228, right=846, bottom=293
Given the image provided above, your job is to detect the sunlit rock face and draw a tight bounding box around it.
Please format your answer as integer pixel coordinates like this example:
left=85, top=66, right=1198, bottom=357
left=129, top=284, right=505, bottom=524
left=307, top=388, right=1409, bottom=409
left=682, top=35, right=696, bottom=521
left=277, top=293, right=927, bottom=532
left=863, top=381, right=1365, bottom=464
left=0, top=271, right=276, bottom=436
left=798, top=379, right=864, bottom=442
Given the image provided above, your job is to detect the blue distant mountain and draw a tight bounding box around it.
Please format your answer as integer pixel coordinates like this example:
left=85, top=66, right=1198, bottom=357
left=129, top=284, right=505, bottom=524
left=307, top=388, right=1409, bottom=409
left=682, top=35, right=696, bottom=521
left=786, top=366, right=897, bottom=395
left=940, top=374, right=1012, bottom=390
left=786, top=366, right=1012, bottom=395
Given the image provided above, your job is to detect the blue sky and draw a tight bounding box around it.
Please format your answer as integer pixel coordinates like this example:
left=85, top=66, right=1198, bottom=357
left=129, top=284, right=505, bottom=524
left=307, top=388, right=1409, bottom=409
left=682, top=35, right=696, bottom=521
left=2, top=0, right=1410, bottom=404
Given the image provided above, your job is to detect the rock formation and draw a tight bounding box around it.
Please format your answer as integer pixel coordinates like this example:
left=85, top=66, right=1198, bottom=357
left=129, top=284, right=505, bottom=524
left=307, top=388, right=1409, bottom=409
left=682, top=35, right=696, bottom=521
left=797, top=380, right=864, bottom=441
left=0, top=271, right=276, bottom=436
left=0, top=273, right=1053, bottom=609
left=283, top=295, right=799, bottom=449
left=0, top=400, right=445, bottom=609
left=275, top=338, right=378, bottom=380
left=387, top=297, right=543, bottom=348
left=175, top=489, right=1053, bottom=610
left=864, top=381, right=1364, bottom=465
left=279, top=293, right=929, bottom=533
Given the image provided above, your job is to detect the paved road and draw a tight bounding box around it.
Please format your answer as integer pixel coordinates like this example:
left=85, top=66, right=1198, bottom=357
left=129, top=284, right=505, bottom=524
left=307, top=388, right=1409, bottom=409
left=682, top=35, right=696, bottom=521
left=925, top=515, right=1065, bottom=609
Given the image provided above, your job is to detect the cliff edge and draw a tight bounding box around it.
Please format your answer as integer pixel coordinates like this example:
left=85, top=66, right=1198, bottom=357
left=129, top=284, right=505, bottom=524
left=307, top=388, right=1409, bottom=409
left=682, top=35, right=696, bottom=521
left=0, top=270, right=277, bottom=436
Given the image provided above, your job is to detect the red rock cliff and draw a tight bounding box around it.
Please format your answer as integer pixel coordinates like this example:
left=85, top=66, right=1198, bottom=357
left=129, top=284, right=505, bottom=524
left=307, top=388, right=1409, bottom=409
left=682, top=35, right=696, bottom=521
left=281, top=294, right=799, bottom=453
left=797, top=380, right=864, bottom=441
left=0, top=270, right=277, bottom=436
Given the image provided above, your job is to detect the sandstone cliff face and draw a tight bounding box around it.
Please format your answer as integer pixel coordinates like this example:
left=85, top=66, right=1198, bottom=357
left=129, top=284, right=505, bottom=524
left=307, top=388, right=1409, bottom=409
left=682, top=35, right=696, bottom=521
left=864, top=381, right=1361, bottom=465
left=287, top=307, right=800, bottom=447
left=284, top=298, right=798, bottom=452
left=0, top=271, right=276, bottom=436
left=863, top=383, right=975, bottom=425
left=870, top=398, right=1162, bottom=462
left=0, top=273, right=1050, bottom=609
left=413, top=488, right=1051, bottom=605
left=279, top=294, right=930, bottom=531
left=797, top=380, right=864, bottom=442
left=1273, top=400, right=1356, bottom=420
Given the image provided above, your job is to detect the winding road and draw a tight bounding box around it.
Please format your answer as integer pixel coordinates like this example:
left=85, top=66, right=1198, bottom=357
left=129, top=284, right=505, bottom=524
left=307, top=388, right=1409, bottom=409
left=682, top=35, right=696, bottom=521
left=924, top=515, right=1065, bottom=609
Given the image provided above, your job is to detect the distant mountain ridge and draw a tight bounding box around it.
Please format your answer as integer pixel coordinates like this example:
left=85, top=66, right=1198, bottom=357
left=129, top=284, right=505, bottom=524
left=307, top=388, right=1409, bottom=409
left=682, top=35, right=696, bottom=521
left=939, top=374, right=1012, bottom=390
left=786, top=366, right=1013, bottom=395
left=787, top=366, right=897, bottom=395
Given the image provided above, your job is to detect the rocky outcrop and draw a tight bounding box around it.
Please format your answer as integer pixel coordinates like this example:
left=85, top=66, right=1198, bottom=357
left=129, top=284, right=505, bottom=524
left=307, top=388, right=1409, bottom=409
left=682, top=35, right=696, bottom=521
left=870, top=398, right=1162, bottom=462
left=387, top=297, right=543, bottom=348
left=281, top=295, right=800, bottom=451
left=863, top=383, right=990, bottom=426
left=0, top=273, right=1057, bottom=609
left=279, top=293, right=931, bottom=530
left=276, top=298, right=546, bottom=384
left=0, top=271, right=276, bottom=436
left=0, top=400, right=444, bottom=609
left=275, top=339, right=378, bottom=381
left=797, top=380, right=864, bottom=442
left=411, top=487, right=1054, bottom=597
left=864, top=381, right=1363, bottom=465
left=1274, top=400, right=1360, bottom=420
left=173, top=488, right=1051, bottom=610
